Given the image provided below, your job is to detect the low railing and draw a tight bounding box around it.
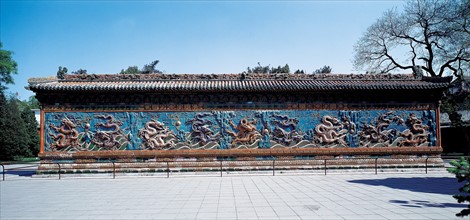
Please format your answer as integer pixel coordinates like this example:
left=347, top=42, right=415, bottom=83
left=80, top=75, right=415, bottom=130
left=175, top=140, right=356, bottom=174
left=1, top=157, right=441, bottom=181
left=1, top=164, right=4, bottom=181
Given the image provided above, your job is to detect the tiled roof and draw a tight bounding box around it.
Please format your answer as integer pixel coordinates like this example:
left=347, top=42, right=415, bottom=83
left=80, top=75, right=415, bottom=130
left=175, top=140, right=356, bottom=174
left=27, top=73, right=450, bottom=92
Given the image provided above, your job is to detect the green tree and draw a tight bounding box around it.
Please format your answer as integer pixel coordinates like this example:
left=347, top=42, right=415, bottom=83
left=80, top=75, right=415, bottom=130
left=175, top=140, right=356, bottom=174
left=313, top=65, right=332, bottom=74
left=246, top=62, right=271, bottom=74
left=353, top=0, right=469, bottom=77
left=0, top=92, right=7, bottom=159
left=17, top=96, right=40, bottom=112
left=294, top=69, right=305, bottom=74
left=0, top=42, right=18, bottom=91
left=57, top=66, right=68, bottom=79
left=447, top=157, right=470, bottom=217
left=119, top=60, right=162, bottom=74
left=0, top=94, right=29, bottom=161
left=71, top=69, right=87, bottom=75
left=21, top=106, right=39, bottom=157
left=119, top=66, right=140, bottom=74
left=271, top=64, right=290, bottom=73
left=142, top=60, right=162, bottom=74
left=27, top=96, right=40, bottom=109
left=246, top=63, right=291, bottom=74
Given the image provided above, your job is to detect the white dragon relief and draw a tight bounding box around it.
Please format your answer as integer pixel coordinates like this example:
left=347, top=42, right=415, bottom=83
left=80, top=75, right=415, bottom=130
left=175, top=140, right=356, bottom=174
left=314, top=115, right=348, bottom=146
left=138, top=120, right=176, bottom=150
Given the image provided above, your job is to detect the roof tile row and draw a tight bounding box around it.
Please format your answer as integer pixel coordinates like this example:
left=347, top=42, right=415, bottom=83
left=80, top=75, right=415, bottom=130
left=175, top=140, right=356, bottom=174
left=27, top=75, right=449, bottom=92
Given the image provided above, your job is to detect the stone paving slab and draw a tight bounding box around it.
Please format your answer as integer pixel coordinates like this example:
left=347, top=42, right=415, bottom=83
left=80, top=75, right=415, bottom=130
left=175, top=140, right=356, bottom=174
left=0, top=171, right=466, bottom=220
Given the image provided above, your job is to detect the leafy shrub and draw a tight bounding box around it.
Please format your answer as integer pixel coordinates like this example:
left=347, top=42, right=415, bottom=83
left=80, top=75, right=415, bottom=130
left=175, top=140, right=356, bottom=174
left=447, top=157, right=470, bottom=217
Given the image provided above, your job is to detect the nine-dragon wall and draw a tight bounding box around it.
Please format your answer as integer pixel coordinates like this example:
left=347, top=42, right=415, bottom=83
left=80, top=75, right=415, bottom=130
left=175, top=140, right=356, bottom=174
left=44, top=110, right=437, bottom=153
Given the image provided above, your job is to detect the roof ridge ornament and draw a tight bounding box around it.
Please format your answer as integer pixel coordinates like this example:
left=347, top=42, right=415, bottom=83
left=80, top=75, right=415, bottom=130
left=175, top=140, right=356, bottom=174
left=51, top=72, right=422, bottom=82
left=412, top=66, right=423, bottom=80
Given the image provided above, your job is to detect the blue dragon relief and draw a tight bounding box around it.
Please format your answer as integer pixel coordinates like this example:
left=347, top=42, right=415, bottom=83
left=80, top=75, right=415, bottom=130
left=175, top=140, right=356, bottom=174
left=186, top=112, right=221, bottom=149
left=357, top=111, right=435, bottom=147
left=358, top=111, right=405, bottom=147
left=91, top=114, right=130, bottom=150
left=270, top=113, right=303, bottom=147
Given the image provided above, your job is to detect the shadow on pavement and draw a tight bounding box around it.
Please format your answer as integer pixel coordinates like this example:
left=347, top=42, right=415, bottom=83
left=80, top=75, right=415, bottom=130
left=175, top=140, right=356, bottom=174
left=5, top=170, right=36, bottom=177
left=389, top=199, right=467, bottom=208
left=349, top=177, right=462, bottom=195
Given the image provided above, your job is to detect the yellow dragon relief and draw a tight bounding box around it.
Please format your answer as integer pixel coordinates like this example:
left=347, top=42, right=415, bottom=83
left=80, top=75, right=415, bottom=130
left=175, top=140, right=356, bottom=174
left=49, top=118, right=79, bottom=151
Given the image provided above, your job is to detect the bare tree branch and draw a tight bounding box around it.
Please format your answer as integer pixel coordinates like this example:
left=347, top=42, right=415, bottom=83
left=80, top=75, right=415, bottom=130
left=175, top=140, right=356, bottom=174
left=409, top=41, right=417, bottom=66
left=353, top=0, right=470, bottom=78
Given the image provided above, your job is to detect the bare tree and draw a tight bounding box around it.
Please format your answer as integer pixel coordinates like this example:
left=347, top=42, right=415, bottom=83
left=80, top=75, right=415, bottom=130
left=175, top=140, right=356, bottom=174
left=353, top=0, right=469, bottom=78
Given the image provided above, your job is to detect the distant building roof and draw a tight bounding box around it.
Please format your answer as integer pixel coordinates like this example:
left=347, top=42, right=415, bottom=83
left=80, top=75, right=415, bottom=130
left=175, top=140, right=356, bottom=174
left=448, top=76, right=470, bottom=96
left=440, top=110, right=470, bottom=128
left=27, top=73, right=450, bottom=93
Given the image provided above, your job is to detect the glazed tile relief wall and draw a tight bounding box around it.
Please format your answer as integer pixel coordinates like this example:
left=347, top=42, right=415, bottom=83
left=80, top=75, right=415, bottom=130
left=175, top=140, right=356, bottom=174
left=44, top=110, right=437, bottom=152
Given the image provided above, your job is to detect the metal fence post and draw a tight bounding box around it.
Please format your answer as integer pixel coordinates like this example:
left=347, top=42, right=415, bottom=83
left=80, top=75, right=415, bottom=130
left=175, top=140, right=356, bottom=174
left=0, top=164, right=4, bottom=181
left=273, top=160, right=275, bottom=176
left=375, top=158, right=378, bottom=175
left=166, top=161, right=169, bottom=178
left=324, top=159, right=327, bottom=175
left=425, top=157, right=429, bottom=174
left=57, top=163, right=61, bottom=180
left=220, top=160, right=223, bottom=177
left=112, top=162, right=116, bottom=179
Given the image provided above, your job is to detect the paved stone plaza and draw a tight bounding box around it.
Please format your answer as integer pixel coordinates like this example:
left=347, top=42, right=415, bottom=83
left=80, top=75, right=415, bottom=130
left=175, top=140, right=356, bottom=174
left=0, top=167, right=466, bottom=220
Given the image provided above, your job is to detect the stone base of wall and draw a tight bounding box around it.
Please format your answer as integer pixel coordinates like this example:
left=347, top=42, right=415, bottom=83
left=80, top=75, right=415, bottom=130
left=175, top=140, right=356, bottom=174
left=36, top=156, right=443, bottom=175
left=36, top=147, right=443, bottom=175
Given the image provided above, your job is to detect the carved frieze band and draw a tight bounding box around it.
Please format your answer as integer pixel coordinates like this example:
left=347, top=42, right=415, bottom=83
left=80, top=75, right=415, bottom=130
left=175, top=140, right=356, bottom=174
left=44, top=110, right=437, bottom=152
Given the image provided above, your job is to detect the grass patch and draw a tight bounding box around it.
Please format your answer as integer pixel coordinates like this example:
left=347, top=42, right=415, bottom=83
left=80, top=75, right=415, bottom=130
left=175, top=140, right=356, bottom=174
left=20, top=157, right=40, bottom=162
left=1, top=157, right=40, bottom=163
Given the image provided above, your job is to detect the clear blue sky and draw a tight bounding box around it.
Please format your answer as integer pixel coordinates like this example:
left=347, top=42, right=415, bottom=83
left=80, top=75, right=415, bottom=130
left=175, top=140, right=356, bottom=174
left=1, top=0, right=403, bottom=100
